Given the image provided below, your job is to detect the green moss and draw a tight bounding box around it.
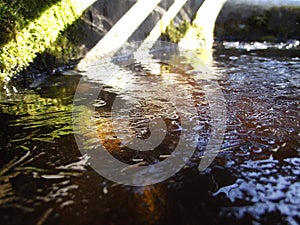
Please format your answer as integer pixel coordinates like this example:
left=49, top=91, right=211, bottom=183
left=0, top=0, right=90, bottom=80
left=163, top=20, right=190, bottom=43
left=46, top=19, right=86, bottom=65
left=0, top=0, right=61, bottom=47
left=185, top=23, right=206, bottom=46
left=163, top=19, right=214, bottom=64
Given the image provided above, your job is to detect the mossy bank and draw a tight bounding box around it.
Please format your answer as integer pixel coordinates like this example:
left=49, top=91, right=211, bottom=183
left=0, top=0, right=96, bottom=80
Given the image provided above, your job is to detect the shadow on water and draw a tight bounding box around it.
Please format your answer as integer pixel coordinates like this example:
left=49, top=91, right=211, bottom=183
left=0, top=43, right=300, bottom=224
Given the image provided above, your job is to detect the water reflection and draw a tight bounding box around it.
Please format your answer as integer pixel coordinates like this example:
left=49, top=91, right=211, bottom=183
left=0, top=44, right=299, bottom=224
left=130, top=184, right=167, bottom=224
left=0, top=74, right=89, bottom=224
left=210, top=47, right=300, bottom=224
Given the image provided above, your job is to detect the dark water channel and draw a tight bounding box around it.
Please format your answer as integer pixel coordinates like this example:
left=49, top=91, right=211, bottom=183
left=0, top=42, right=299, bottom=225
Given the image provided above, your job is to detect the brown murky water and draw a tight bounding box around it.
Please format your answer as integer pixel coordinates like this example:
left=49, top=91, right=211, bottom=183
left=0, top=42, right=299, bottom=225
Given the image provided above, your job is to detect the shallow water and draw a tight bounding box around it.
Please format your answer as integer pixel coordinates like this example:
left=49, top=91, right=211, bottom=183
left=0, top=43, right=299, bottom=225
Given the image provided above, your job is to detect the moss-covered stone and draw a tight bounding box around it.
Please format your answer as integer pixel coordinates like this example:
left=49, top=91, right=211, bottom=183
left=0, top=0, right=60, bottom=47
left=0, top=0, right=92, bottom=80
left=163, top=20, right=190, bottom=43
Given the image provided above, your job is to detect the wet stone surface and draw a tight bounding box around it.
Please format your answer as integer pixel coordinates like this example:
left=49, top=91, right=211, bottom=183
left=0, top=43, right=299, bottom=225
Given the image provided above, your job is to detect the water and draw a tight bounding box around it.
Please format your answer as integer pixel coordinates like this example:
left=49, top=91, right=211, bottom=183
left=0, top=42, right=299, bottom=224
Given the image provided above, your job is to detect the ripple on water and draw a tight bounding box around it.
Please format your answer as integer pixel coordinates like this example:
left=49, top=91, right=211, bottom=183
left=0, top=45, right=299, bottom=224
